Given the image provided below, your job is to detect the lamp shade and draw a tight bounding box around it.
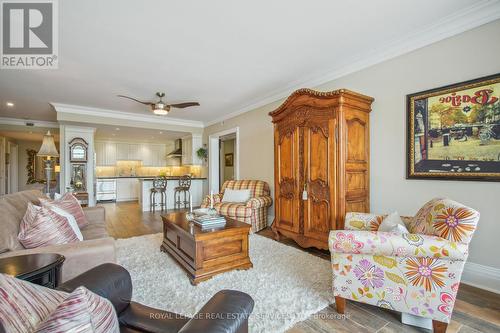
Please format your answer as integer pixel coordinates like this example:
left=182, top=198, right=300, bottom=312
left=38, top=131, right=59, bottom=157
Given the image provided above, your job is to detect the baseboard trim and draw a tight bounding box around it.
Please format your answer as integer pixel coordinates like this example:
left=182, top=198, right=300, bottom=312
left=461, top=262, right=500, bottom=294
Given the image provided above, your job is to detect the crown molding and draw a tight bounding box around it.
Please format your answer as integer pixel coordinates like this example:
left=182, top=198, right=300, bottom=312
left=52, top=103, right=205, bottom=128
left=204, top=0, right=500, bottom=127
left=0, top=117, right=59, bottom=128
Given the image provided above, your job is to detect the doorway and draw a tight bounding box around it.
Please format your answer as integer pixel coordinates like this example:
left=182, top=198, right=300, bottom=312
left=7, top=142, right=19, bottom=193
left=219, top=134, right=236, bottom=188
left=208, top=127, right=239, bottom=193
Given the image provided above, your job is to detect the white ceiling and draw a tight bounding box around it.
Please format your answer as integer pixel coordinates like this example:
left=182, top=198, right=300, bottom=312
left=0, top=125, right=59, bottom=142
left=0, top=0, right=499, bottom=125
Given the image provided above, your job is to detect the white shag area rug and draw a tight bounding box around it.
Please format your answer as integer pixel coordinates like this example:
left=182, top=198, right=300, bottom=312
left=116, top=233, right=333, bottom=333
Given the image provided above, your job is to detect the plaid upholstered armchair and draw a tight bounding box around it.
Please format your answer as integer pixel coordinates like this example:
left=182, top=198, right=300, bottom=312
left=328, top=198, right=480, bottom=333
left=201, top=180, right=273, bottom=232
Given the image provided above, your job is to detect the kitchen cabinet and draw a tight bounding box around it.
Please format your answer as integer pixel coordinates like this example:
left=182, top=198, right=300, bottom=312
left=116, top=143, right=129, bottom=160
left=104, top=143, right=116, bottom=165
left=128, top=144, right=141, bottom=160
left=95, top=142, right=105, bottom=166
left=140, top=144, right=152, bottom=166
left=181, top=134, right=202, bottom=165
left=96, top=141, right=170, bottom=166
left=116, top=178, right=139, bottom=201
left=95, top=142, right=117, bottom=166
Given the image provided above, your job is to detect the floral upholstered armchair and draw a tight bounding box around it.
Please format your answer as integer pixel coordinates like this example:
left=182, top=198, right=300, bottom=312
left=201, top=180, right=273, bottom=232
left=329, top=198, right=480, bottom=333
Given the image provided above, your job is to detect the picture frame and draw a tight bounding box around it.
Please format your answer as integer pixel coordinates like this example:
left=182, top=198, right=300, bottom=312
left=225, top=153, right=234, bottom=167
left=407, top=73, right=500, bottom=181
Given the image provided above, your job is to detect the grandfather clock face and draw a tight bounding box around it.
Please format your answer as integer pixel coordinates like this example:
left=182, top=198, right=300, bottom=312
left=69, top=138, right=88, bottom=162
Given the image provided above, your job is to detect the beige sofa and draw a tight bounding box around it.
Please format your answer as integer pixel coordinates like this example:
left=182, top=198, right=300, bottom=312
left=0, top=190, right=116, bottom=282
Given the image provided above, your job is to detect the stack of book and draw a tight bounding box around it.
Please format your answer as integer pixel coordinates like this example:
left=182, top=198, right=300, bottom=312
left=193, top=214, right=226, bottom=229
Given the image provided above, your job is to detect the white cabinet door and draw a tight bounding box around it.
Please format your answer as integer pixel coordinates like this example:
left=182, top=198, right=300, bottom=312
left=149, top=145, right=161, bottom=167
left=116, top=179, right=129, bottom=201
left=128, top=144, right=140, bottom=160
left=157, top=145, right=166, bottom=167
left=116, top=178, right=139, bottom=201
left=116, top=143, right=128, bottom=160
left=181, top=137, right=192, bottom=165
left=140, top=144, right=152, bottom=166
left=131, top=179, right=139, bottom=198
left=95, top=142, right=105, bottom=166
left=104, top=143, right=116, bottom=165
left=181, top=135, right=202, bottom=165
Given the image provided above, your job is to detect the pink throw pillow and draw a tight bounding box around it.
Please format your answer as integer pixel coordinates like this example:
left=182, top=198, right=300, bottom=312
left=18, top=202, right=79, bottom=249
left=35, top=286, right=119, bottom=333
left=0, top=273, right=67, bottom=332
left=40, top=192, right=89, bottom=228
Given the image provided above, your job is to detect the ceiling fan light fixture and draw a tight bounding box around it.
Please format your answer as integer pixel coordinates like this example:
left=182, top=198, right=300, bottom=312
left=153, top=107, right=169, bottom=116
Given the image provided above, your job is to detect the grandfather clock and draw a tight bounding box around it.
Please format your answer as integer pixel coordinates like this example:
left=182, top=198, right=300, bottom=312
left=68, top=138, right=89, bottom=206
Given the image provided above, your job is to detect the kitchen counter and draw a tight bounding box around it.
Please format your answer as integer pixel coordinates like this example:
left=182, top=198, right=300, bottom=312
left=138, top=178, right=207, bottom=211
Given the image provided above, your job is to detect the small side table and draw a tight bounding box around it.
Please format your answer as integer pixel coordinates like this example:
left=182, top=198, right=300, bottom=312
left=74, top=192, right=89, bottom=207
left=0, top=253, right=65, bottom=288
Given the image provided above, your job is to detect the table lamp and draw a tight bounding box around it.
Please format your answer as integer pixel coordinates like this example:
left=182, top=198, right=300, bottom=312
left=37, top=131, right=59, bottom=196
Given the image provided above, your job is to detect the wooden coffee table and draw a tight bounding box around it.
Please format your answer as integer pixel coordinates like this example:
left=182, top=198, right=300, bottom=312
left=160, top=212, right=252, bottom=285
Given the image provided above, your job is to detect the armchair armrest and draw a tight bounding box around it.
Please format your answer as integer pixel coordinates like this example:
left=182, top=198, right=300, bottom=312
left=83, top=206, right=106, bottom=225
left=178, top=290, right=254, bottom=333
left=201, top=193, right=223, bottom=207
left=0, top=237, right=116, bottom=282
left=246, top=196, right=273, bottom=209
left=329, top=230, right=468, bottom=261
left=344, top=212, right=386, bottom=231
left=58, top=263, right=132, bottom=314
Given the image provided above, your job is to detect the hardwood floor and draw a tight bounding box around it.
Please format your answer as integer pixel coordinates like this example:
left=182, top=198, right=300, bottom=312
left=101, top=201, right=500, bottom=333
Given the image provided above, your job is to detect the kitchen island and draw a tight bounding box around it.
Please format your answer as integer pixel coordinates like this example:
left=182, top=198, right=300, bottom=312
left=138, top=177, right=207, bottom=212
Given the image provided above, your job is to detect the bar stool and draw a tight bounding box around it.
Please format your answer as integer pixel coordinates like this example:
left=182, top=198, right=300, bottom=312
left=174, top=175, right=191, bottom=210
left=150, top=177, right=167, bottom=212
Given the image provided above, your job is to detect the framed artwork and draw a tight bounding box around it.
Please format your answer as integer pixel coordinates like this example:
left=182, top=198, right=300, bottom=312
left=407, top=73, right=500, bottom=181
left=225, top=153, right=234, bottom=167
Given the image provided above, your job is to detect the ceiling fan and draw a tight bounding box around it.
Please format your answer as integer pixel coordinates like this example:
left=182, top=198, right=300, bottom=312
left=117, top=92, right=199, bottom=116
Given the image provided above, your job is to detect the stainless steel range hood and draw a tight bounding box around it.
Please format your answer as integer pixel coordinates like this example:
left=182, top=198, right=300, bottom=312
left=166, top=139, right=182, bottom=158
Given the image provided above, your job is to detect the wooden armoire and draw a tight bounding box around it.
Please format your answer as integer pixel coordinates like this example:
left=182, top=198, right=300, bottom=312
left=269, top=88, right=374, bottom=250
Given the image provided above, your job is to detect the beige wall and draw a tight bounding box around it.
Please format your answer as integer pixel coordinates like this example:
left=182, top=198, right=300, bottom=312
left=17, top=140, right=42, bottom=191
left=204, top=20, right=500, bottom=271
left=205, top=100, right=279, bottom=206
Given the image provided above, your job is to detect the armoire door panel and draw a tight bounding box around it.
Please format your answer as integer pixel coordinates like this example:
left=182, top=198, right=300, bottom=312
left=343, top=109, right=370, bottom=215
left=303, top=119, right=336, bottom=242
left=345, top=117, right=367, bottom=163
left=275, top=129, right=300, bottom=233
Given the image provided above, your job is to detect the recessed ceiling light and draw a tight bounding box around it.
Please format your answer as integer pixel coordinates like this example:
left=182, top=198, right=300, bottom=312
left=6, top=102, right=14, bottom=107
left=115, top=127, right=120, bottom=131
left=159, top=131, right=163, bottom=134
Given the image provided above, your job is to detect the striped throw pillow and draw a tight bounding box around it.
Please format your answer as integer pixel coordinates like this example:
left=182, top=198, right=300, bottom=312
left=18, top=202, right=79, bottom=249
left=35, top=286, right=119, bottom=333
left=40, top=192, right=89, bottom=228
left=0, top=273, right=67, bottom=332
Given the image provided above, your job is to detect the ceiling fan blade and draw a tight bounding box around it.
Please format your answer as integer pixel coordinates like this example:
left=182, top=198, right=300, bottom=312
left=117, top=95, right=153, bottom=106
left=168, top=102, right=200, bottom=109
